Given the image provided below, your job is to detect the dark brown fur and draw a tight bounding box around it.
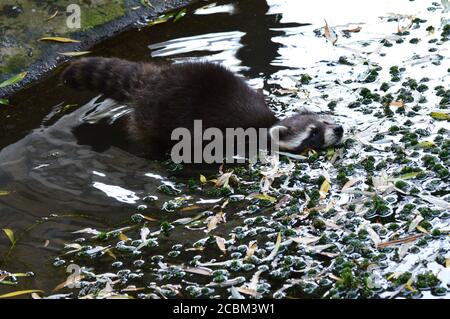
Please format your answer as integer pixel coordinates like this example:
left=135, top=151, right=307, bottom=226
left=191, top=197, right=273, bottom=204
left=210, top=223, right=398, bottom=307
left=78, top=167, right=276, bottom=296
left=62, top=57, right=343, bottom=157
left=62, top=57, right=277, bottom=154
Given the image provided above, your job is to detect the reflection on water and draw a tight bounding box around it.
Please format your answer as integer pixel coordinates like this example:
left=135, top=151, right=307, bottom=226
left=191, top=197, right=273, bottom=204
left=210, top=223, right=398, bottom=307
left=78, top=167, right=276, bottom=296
left=0, top=0, right=448, bottom=296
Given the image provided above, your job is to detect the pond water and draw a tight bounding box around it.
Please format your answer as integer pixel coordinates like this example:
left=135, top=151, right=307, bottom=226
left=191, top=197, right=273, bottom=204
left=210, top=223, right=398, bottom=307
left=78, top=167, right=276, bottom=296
left=0, top=0, right=449, bottom=298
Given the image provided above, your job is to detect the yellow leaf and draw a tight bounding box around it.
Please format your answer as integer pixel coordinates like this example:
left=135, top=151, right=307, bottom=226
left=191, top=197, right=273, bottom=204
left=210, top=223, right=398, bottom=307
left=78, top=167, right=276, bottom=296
left=143, top=215, right=157, bottom=222
left=106, top=248, right=117, bottom=259
left=405, top=277, right=416, bottom=292
left=45, top=10, right=58, bottom=22
left=253, top=193, right=276, bottom=203
left=0, top=72, right=27, bottom=88
left=430, top=112, right=450, bottom=121
left=200, top=174, right=207, bottom=184
left=319, top=179, right=331, bottom=199
left=0, top=290, right=44, bottom=299
left=245, top=241, right=258, bottom=260
left=417, top=141, right=436, bottom=149
left=416, top=225, right=429, bottom=234
left=180, top=205, right=201, bottom=212
left=0, top=190, right=10, bottom=196
left=2, top=229, right=14, bottom=244
left=446, top=258, right=450, bottom=268
left=59, top=51, right=91, bottom=57
left=38, top=37, right=80, bottom=43
left=119, top=232, right=129, bottom=241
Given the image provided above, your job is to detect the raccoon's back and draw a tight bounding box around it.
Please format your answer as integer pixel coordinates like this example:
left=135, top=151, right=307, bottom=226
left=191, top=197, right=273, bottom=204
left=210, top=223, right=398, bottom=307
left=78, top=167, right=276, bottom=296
left=61, top=57, right=161, bottom=102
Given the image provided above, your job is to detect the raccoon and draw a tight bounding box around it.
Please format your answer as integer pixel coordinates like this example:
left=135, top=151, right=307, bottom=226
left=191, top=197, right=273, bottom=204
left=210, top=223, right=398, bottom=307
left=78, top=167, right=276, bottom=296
left=61, top=57, right=343, bottom=158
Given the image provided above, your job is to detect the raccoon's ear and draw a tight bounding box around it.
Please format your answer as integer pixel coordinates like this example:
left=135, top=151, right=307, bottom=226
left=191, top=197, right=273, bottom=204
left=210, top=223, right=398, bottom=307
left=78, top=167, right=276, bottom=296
left=269, top=125, right=288, bottom=142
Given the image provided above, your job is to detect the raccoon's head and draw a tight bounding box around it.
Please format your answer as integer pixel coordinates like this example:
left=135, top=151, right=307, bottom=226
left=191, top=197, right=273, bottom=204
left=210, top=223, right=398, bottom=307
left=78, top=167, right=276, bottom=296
left=269, top=112, right=344, bottom=152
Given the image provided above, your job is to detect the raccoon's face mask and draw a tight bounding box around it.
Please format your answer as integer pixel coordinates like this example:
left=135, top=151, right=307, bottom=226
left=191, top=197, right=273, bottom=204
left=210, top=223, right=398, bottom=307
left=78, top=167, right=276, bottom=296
left=269, top=114, right=344, bottom=152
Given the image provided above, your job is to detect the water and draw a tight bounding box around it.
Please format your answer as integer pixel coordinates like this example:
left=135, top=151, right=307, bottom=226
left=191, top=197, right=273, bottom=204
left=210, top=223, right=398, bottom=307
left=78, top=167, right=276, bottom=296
left=0, top=0, right=449, bottom=298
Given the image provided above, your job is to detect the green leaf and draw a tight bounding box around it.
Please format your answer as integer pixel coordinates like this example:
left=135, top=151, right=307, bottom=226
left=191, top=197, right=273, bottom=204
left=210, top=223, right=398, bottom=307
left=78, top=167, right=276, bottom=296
left=253, top=193, right=277, bottom=203
left=417, top=141, right=436, bottom=149
left=430, top=112, right=450, bottom=121
left=173, top=9, right=187, bottom=22
left=0, top=99, right=9, bottom=105
left=0, top=72, right=27, bottom=88
left=0, top=290, right=43, bottom=299
left=148, top=12, right=176, bottom=26
left=399, top=172, right=420, bottom=180
left=2, top=228, right=15, bottom=244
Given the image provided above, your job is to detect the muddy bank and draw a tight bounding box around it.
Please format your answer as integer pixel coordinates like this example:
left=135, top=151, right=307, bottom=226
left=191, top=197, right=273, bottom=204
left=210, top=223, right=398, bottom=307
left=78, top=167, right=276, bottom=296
left=0, top=0, right=204, bottom=98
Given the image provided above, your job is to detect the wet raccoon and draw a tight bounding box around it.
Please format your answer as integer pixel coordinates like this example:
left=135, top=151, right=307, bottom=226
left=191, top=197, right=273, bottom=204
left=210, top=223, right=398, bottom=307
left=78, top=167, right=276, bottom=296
left=61, top=57, right=343, bottom=159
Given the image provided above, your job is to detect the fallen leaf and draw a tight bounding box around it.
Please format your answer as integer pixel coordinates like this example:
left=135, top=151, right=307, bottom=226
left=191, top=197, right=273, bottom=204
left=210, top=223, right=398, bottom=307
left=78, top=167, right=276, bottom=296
left=236, top=287, right=262, bottom=297
left=416, top=225, right=429, bottom=234
left=0, top=99, right=9, bottom=105
left=180, top=205, right=201, bottom=212
left=250, top=193, right=277, bottom=203
left=399, top=172, right=420, bottom=180
left=45, top=10, right=58, bottom=21
left=59, top=51, right=91, bottom=57
left=0, top=72, right=27, bottom=88
left=53, top=274, right=84, bottom=291
left=408, top=215, right=424, bottom=232
left=148, top=12, right=176, bottom=26
left=319, top=179, right=331, bottom=199
left=377, top=234, right=424, bottom=248
left=344, top=26, right=362, bottom=33
left=417, top=141, right=436, bottom=149
left=0, top=190, right=10, bottom=196
left=143, top=215, right=157, bottom=222
left=173, top=9, right=187, bottom=22
left=244, top=241, right=258, bottom=260
left=140, top=0, right=155, bottom=9
left=430, top=112, right=450, bottom=121
left=292, top=236, right=320, bottom=245
left=405, top=276, right=416, bottom=292
left=263, top=232, right=282, bottom=261
left=418, top=194, right=450, bottom=210
left=215, top=171, right=234, bottom=188
left=2, top=229, right=14, bottom=244
left=215, top=236, right=227, bottom=255
left=206, top=212, right=224, bottom=232
left=182, top=266, right=212, bottom=276
left=39, top=37, right=80, bottom=43
left=341, top=178, right=361, bottom=191
left=0, top=290, right=44, bottom=299
left=200, top=174, right=207, bottom=184
left=389, top=100, right=404, bottom=107
left=324, top=20, right=338, bottom=45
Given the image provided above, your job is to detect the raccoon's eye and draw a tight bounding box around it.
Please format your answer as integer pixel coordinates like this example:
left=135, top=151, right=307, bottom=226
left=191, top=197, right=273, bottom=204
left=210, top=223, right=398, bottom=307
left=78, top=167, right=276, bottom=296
left=310, top=128, right=319, bottom=137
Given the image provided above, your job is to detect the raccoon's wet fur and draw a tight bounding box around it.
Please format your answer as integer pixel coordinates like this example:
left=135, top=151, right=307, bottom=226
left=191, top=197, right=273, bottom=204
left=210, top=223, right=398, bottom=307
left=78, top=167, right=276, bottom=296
left=62, top=57, right=343, bottom=158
